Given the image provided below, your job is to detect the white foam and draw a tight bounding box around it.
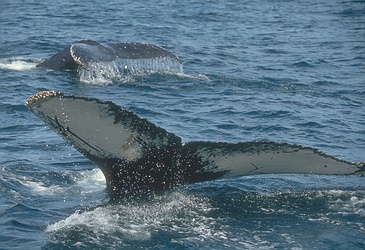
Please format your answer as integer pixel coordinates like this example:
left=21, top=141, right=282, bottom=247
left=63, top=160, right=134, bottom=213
left=12, top=168, right=105, bottom=198
left=175, top=72, right=210, bottom=80
left=45, top=191, right=225, bottom=243
left=24, top=179, right=61, bottom=195
left=0, top=58, right=37, bottom=71
left=77, top=168, right=106, bottom=193
left=327, top=190, right=365, bottom=215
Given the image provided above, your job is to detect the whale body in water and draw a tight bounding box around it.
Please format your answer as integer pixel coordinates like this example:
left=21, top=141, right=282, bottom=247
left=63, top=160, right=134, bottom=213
left=26, top=91, right=364, bottom=199
left=36, top=40, right=180, bottom=71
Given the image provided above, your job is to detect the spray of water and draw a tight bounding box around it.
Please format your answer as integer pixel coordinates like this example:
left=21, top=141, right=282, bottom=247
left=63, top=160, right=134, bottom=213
left=45, top=191, right=225, bottom=245
left=78, top=57, right=184, bottom=84
left=0, top=58, right=38, bottom=71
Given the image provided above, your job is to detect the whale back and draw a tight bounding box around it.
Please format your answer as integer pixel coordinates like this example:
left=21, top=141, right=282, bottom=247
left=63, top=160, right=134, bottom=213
left=36, top=45, right=76, bottom=70
left=36, top=40, right=179, bottom=71
left=106, top=42, right=180, bottom=61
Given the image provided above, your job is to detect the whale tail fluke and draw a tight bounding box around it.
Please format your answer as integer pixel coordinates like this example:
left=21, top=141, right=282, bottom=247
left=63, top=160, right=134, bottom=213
left=181, top=141, right=364, bottom=181
left=26, top=91, right=364, bottom=198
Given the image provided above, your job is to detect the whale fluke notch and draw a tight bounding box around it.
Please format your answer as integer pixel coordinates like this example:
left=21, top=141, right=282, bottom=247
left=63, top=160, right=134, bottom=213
left=26, top=91, right=365, bottom=198
left=36, top=40, right=180, bottom=71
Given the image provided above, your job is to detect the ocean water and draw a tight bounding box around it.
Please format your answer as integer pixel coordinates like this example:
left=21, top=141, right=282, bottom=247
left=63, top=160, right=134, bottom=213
left=1, top=0, right=365, bottom=249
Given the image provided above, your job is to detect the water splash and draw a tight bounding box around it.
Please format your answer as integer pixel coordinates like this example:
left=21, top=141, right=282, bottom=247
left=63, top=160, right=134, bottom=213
left=45, top=191, right=225, bottom=247
left=0, top=58, right=37, bottom=71
left=0, top=56, right=207, bottom=84
left=78, top=57, right=184, bottom=84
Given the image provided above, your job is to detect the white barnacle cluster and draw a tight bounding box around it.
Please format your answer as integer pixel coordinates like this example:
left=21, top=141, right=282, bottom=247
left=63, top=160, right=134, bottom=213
left=26, top=90, right=62, bottom=105
left=70, top=45, right=90, bottom=70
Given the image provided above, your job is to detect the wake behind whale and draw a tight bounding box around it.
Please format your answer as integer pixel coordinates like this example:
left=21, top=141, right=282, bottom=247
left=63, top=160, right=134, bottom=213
left=26, top=91, right=365, bottom=200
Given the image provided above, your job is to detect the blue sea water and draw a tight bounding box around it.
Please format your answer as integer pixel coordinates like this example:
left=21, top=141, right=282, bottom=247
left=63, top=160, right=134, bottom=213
left=1, top=0, right=365, bottom=249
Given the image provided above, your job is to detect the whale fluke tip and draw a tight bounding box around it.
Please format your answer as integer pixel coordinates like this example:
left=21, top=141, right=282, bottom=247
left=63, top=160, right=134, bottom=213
left=26, top=90, right=63, bottom=106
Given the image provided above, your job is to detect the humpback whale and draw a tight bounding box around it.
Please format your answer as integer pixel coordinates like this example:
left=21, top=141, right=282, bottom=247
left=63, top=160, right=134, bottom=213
left=26, top=91, right=364, bottom=199
left=36, top=40, right=179, bottom=71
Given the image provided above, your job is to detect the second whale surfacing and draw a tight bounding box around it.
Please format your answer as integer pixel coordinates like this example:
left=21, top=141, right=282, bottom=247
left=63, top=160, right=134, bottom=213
left=36, top=40, right=180, bottom=71
left=26, top=91, right=364, bottom=199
